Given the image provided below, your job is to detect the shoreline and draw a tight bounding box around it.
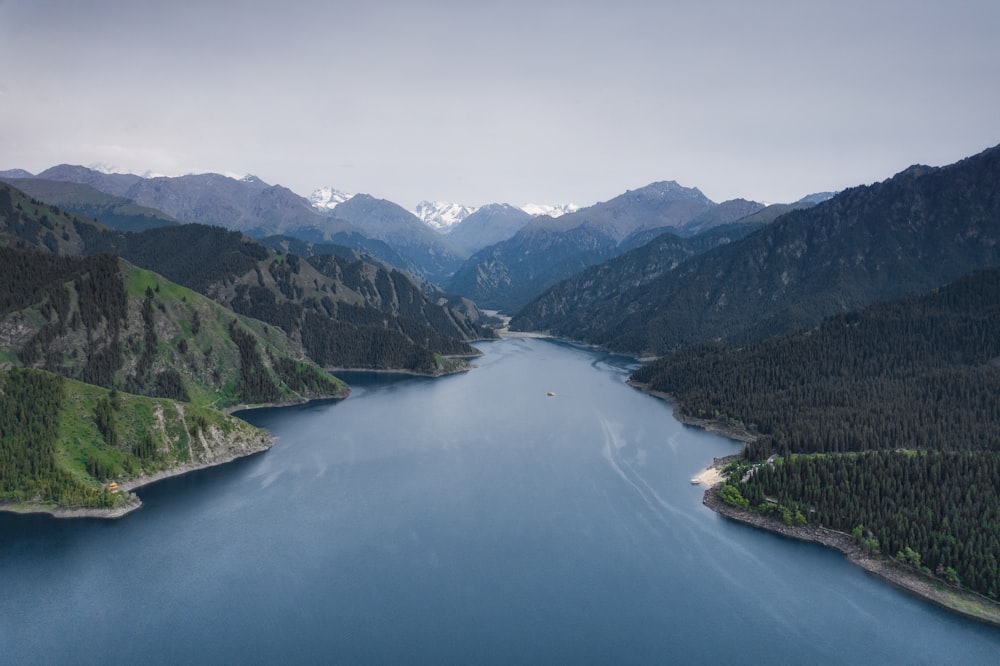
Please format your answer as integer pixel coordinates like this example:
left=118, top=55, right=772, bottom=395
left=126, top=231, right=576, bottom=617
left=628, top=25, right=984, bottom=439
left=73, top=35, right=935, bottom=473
left=0, top=435, right=275, bottom=521
left=0, top=361, right=461, bottom=522
left=702, top=476, right=1000, bottom=627
left=631, top=380, right=1000, bottom=627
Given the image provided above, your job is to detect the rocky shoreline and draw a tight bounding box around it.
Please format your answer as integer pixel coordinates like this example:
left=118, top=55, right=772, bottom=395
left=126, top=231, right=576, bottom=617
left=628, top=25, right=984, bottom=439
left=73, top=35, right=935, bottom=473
left=702, top=478, right=1000, bottom=627
left=627, top=380, right=1000, bottom=627
left=2, top=414, right=276, bottom=521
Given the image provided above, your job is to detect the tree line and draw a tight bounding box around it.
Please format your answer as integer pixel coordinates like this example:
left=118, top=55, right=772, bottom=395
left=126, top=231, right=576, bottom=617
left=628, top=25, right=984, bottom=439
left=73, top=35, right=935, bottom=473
left=631, top=267, right=1000, bottom=598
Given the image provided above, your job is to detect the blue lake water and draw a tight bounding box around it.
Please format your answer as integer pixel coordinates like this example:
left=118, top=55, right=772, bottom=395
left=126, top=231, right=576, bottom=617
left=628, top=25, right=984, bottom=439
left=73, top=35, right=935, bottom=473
left=2, top=338, right=1000, bottom=664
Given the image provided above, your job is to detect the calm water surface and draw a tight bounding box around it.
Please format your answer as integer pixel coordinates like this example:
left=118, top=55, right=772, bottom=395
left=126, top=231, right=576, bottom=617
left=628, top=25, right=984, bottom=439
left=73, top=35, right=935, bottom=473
left=3, top=338, right=1000, bottom=664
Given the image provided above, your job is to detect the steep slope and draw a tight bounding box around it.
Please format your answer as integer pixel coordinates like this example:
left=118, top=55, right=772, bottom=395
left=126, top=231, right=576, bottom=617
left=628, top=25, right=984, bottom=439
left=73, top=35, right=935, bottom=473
left=510, top=222, right=767, bottom=336
left=0, top=183, right=489, bottom=373
left=0, top=247, right=347, bottom=409
left=75, top=224, right=490, bottom=372
left=0, top=367, right=274, bottom=516
left=515, top=144, right=1000, bottom=355
left=0, top=180, right=110, bottom=255
left=447, top=181, right=738, bottom=312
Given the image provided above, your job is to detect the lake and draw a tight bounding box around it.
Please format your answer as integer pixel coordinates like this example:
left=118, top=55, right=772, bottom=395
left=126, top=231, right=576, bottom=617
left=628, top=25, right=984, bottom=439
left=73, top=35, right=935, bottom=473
left=2, top=338, right=999, bottom=664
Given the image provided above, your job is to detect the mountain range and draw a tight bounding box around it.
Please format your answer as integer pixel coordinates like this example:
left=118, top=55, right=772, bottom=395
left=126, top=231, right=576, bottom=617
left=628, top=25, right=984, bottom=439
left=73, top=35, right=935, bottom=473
left=448, top=182, right=767, bottom=312
left=511, top=144, right=1000, bottom=355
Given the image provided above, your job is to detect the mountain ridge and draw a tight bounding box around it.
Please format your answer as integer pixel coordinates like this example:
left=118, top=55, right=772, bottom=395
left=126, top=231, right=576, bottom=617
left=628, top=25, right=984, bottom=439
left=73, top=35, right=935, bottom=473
left=512, top=143, right=1000, bottom=355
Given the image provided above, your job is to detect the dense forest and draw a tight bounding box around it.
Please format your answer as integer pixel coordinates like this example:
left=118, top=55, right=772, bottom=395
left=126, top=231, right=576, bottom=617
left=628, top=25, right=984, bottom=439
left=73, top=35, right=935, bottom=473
left=0, top=366, right=272, bottom=510
left=633, top=267, right=1000, bottom=598
left=78, top=222, right=486, bottom=371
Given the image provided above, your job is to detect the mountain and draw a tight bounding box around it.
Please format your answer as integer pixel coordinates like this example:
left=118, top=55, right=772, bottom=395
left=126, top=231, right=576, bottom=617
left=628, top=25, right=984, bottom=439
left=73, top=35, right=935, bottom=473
left=509, top=221, right=768, bottom=336
left=617, top=198, right=766, bottom=252
left=675, top=198, right=767, bottom=237
left=797, top=191, right=838, bottom=204
left=413, top=200, right=477, bottom=231
left=0, top=182, right=491, bottom=374
left=521, top=203, right=580, bottom=218
left=447, top=181, right=744, bottom=312
left=512, top=144, right=1000, bottom=355
left=36, top=164, right=143, bottom=197
left=309, top=187, right=354, bottom=210
left=0, top=246, right=347, bottom=408
left=330, top=194, right=465, bottom=285
left=0, top=177, right=179, bottom=232
left=77, top=225, right=490, bottom=373
left=35, top=165, right=346, bottom=239
left=0, top=168, right=34, bottom=179
left=445, top=203, right=533, bottom=255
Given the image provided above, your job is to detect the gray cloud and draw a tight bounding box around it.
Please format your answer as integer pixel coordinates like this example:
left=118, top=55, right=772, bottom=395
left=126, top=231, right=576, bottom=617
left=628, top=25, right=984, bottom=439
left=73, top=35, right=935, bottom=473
left=2, top=0, right=997, bottom=208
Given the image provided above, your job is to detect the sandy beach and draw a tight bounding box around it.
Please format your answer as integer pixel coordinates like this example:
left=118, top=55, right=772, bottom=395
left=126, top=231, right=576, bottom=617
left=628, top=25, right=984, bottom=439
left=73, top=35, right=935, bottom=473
left=691, top=465, right=725, bottom=486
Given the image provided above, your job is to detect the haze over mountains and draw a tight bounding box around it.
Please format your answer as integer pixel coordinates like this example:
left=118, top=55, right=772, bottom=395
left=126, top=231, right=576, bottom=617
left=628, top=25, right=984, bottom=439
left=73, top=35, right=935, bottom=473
left=5, top=164, right=787, bottom=297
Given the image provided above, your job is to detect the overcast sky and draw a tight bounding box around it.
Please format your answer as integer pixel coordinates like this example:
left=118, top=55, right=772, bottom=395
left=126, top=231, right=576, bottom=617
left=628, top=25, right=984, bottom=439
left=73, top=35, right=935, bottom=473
left=1, top=0, right=997, bottom=208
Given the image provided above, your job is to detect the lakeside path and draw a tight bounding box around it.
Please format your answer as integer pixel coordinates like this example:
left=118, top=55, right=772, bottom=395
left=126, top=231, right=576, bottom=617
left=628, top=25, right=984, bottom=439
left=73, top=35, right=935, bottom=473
left=629, top=381, right=1000, bottom=628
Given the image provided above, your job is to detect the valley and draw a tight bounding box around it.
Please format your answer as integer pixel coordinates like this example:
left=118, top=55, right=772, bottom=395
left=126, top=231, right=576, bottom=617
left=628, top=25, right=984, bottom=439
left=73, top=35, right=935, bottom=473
left=2, top=143, right=999, bottom=627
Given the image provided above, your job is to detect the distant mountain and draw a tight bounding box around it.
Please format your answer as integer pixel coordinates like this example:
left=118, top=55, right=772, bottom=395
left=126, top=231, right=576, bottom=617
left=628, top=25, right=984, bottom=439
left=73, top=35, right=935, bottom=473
left=330, top=194, right=465, bottom=285
left=447, top=181, right=747, bottom=312
left=446, top=203, right=533, bottom=255
left=675, top=198, right=766, bottom=237
left=413, top=200, right=477, bottom=231
left=36, top=164, right=143, bottom=197
left=521, top=202, right=580, bottom=218
left=309, top=187, right=354, bottom=210
left=618, top=198, right=766, bottom=251
left=0, top=168, right=34, bottom=179
left=797, top=191, right=838, bottom=204
left=1, top=177, right=179, bottom=232
left=34, top=165, right=354, bottom=238
left=512, top=144, right=1000, bottom=355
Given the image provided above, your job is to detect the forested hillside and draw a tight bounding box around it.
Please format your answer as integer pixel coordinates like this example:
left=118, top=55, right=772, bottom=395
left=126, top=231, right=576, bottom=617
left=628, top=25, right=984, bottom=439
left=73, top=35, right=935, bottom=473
left=0, top=247, right=348, bottom=408
left=0, top=367, right=271, bottom=511
left=515, top=144, right=1000, bottom=355
left=0, top=184, right=490, bottom=374
left=509, top=222, right=765, bottom=335
left=632, top=267, right=1000, bottom=598
left=78, top=224, right=488, bottom=373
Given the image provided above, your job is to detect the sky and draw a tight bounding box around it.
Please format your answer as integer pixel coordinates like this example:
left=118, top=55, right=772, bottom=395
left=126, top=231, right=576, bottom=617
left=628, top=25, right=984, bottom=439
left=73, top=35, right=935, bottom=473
left=1, top=0, right=997, bottom=209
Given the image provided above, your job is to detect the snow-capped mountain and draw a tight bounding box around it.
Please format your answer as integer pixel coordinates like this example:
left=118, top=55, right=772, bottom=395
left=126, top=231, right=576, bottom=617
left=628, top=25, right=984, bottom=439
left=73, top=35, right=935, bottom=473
left=414, top=200, right=581, bottom=232
left=310, top=186, right=355, bottom=210
left=414, top=200, right=478, bottom=231
left=86, top=163, right=171, bottom=179
left=521, top=202, right=580, bottom=218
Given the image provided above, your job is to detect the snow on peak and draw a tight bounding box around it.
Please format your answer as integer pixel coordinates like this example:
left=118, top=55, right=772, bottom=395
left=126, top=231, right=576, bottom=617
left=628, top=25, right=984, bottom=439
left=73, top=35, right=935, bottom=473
left=310, top=186, right=355, bottom=210
left=413, top=200, right=478, bottom=231
left=521, top=202, right=580, bottom=218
